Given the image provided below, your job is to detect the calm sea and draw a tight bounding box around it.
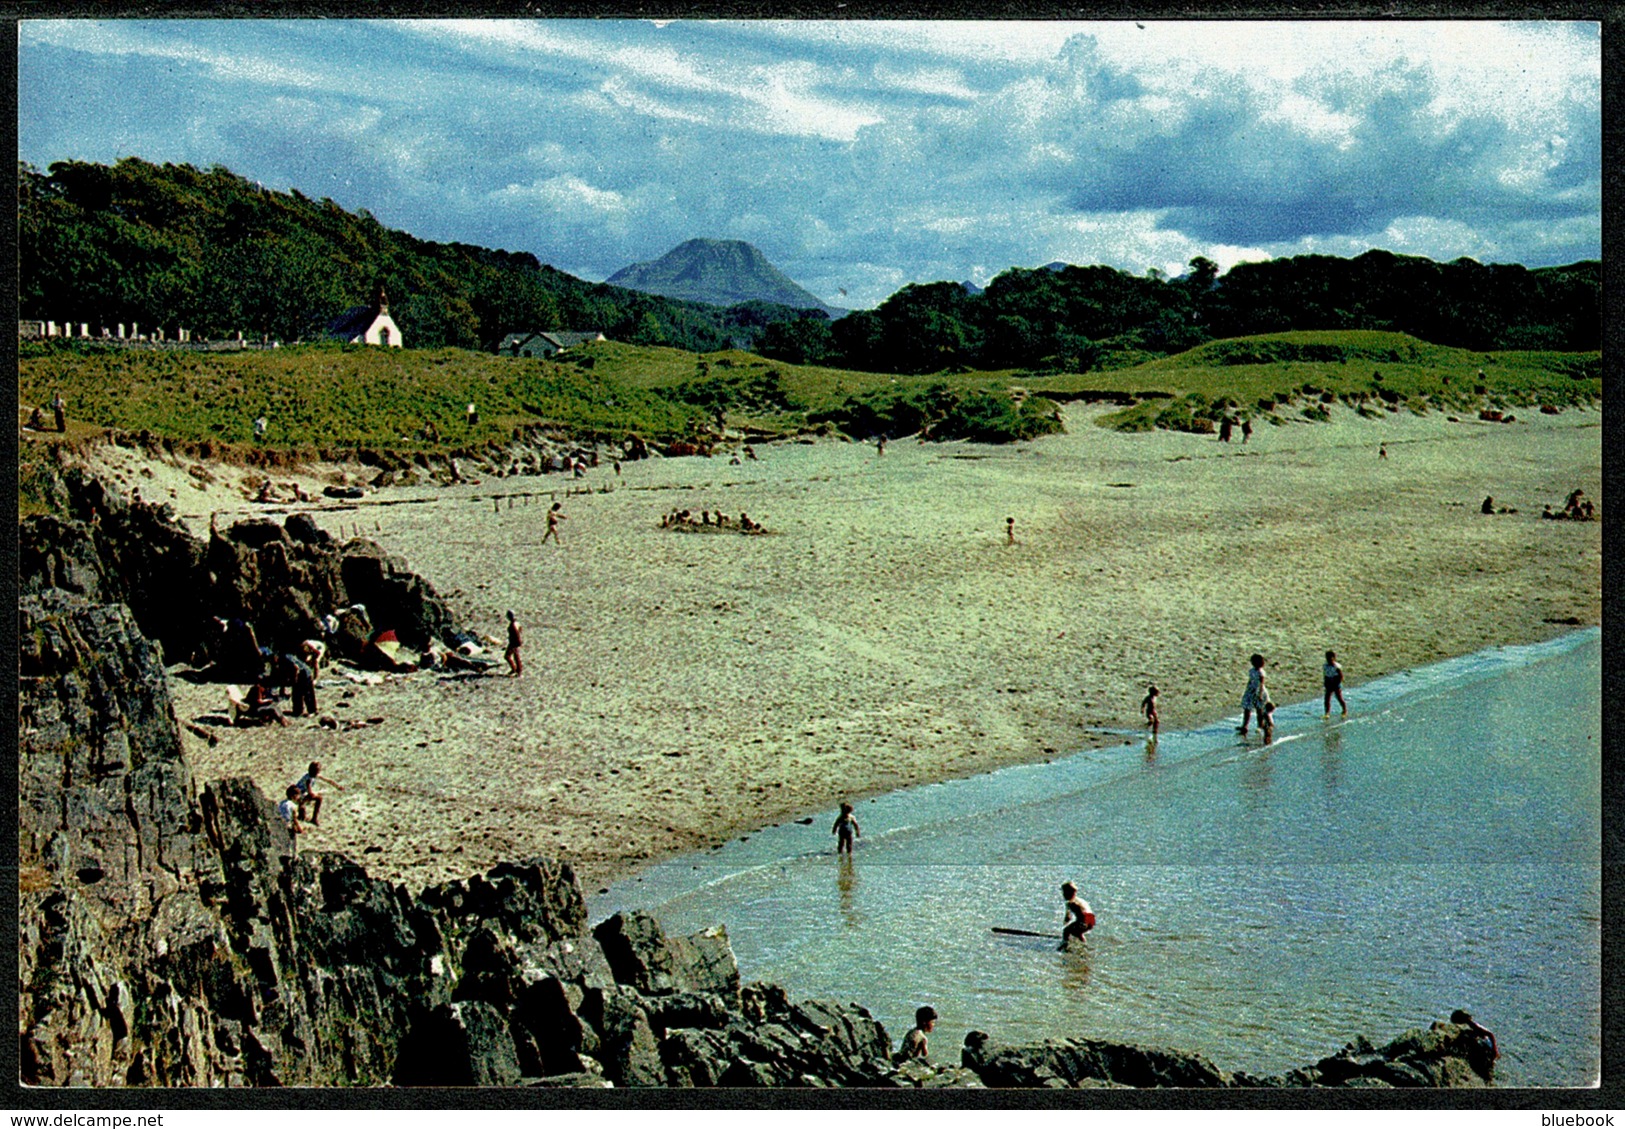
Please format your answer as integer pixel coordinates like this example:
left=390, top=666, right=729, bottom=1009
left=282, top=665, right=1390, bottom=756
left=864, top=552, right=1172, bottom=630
left=595, top=630, right=1601, bottom=1087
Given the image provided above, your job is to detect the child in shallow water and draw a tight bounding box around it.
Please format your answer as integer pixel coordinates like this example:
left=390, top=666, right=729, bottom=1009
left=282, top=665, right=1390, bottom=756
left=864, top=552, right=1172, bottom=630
left=1239, top=654, right=1268, bottom=736
left=832, top=802, right=861, bottom=854
left=1142, top=684, right=1160, bottom=737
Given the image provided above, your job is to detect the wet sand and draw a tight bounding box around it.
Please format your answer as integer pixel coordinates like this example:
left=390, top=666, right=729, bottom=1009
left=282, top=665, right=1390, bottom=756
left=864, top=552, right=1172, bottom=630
left=123, top=403, right=1601, bottom=893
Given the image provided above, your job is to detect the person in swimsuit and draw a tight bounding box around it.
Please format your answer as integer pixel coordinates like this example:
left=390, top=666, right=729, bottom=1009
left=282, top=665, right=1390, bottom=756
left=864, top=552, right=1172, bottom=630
left=542, top=502, right=566, bottom=545
left=1323, top=650, right=1347, bottom=716
left=1239, top=653, right=1267, bottom=736
left=1060, top=881, right=1095, bottom=948
left=505, top=610, right=523, bottom=676
left=832, top=802, right=861, bottom=854
left=1142, top=684, right=1160, bottom=737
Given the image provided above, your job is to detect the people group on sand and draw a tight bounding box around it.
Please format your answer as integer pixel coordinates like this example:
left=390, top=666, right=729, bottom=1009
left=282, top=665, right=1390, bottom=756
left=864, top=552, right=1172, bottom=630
left=1542, top=488, right=1597, bottom=522
left=661, top=508, right=764, bottom=533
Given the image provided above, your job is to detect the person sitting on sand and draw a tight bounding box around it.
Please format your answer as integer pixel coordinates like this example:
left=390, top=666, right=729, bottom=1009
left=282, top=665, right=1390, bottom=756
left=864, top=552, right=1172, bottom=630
left=294, top=760, right=343, bottom=826
left=1379, top=442, right=1388, bottom=460
left=542, top=502, right=566, bottom=545
left=1239, top=653, right=1268, bottom=737
left=1142, top=684, right=1160, bottom=737
left=1323, top=651, right=1347, bottom=717
left=26, top=406, right=45, bottom=431
left=278, top=786, right=306, bottom=835
left=744, top=445, right=757, bottom=460
left=832, top=802, right=861, bottom=854
left=1060, top=881, right=1095, bottom=948
left=243, top=682, right=287, bottom=727
left=1481, top=495, right=1495, bottom=515
left=895, top=1006, right=936, bottom=1063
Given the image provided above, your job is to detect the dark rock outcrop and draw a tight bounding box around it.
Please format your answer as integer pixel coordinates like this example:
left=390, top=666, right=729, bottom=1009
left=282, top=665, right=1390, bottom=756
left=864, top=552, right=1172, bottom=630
left=18, top=465, right=465, bottom=666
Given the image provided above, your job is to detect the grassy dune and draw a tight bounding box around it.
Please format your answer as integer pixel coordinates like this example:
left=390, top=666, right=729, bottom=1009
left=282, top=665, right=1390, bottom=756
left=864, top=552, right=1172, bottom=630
left=18, top=330, right=1599, bottom=456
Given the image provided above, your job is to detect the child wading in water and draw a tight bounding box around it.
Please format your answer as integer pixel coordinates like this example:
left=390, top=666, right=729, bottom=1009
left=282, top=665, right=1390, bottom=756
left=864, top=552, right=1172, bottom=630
left=832, top=802, right=861, bottom=854
left=1142, top=684, right=1160, bottom=737
left=1323, top=650, right=1347, bottom=716
left=1060, top=881, right=1095, bottom=949
left=1238, top=653, right=1269, bottom=737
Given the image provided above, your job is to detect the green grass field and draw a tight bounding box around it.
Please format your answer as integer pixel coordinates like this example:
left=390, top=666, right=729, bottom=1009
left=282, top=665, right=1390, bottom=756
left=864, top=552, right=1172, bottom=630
left=18, top=330, right=1599, bottom=458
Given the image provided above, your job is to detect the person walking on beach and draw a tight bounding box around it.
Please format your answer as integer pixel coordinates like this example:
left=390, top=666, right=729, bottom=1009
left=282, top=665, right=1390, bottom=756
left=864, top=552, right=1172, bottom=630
left=294, top=761, right=344, bottom=826
left=1142, top=684, right=1160, bottom=737
left=1323, top=650, right=1347, bottom=717
left=542, top=502, right=566, bottom=545
left=832, top=802, right=861, bottom=854
left=505, top=610, right=523, bottom=676
left=1060, top=881, right=1095, bottom=948
left=1239, top=653, right=1268, bottom=737
left=895, top=1006, right=937, bottom=1063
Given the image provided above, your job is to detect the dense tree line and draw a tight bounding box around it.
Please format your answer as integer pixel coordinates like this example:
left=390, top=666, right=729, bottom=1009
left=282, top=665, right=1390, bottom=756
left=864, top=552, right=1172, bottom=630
left=17, top=158, right=821, bottom=352
left=20, top=157, right=1597, bottom=372
left=763, top=251, right=1598, bottom=373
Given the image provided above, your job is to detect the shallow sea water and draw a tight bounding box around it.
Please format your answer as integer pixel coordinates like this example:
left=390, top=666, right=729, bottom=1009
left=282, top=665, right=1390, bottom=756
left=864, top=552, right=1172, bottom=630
left=595, top=630, right=1601, bottom=1086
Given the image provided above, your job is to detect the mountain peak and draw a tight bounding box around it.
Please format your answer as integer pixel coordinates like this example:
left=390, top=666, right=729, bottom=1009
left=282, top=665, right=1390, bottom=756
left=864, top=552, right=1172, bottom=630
left=607, top=239, right=836, bottom=314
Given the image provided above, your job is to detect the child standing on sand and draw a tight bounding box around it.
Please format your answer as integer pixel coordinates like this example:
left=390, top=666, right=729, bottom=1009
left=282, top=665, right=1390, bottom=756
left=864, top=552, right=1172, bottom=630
left=1142, top=685, right=1160, bottom=737
left=1323, top=650, right=1347, bottom=716
left=1239, top=653, right=1268, bottom=737
left=832, top=802, right=861, bottom=854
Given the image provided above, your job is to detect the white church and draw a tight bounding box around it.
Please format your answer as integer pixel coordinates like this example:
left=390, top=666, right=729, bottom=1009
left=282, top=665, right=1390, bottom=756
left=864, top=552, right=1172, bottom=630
left=326, top=284, right=403, bottom=347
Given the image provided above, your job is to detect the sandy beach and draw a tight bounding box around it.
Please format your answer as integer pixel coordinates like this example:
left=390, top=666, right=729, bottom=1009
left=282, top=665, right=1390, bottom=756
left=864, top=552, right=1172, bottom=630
left=112, top=403, right=1600, bottom=894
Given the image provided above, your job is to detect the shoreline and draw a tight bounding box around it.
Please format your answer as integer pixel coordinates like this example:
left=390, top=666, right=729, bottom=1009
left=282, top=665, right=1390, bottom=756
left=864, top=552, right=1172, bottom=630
left=73, top=401, right=1600, bottom=893
left=595, top=622, right=1604, bottom=917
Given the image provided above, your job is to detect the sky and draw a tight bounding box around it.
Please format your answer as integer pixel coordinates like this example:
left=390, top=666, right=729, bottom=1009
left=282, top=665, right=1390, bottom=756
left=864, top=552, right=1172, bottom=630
left=18, top=18, right=1603, bottom=310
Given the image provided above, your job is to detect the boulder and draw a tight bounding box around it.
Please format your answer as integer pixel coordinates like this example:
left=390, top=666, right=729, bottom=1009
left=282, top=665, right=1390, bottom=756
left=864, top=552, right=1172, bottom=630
left=963, top=1030, right=1231, bottom=1088
left=394, top=1001, right=522, bottom=1087
left=592, top=911, right=740, bottom=1002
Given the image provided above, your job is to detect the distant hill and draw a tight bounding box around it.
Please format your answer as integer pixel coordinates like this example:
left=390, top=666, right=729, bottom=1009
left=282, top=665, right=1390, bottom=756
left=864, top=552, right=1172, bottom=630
left=608, top=239, right=838, bottom=316
left=17, top=158, right=821, bottom=353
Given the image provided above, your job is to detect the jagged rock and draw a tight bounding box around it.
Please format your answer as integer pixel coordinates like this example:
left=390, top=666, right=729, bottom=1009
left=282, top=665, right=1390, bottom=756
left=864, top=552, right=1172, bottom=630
left=395, top=1000, right=522, bottom=1086
left=592, top=911, right=740, bottom=1002
left=580, top=984, right=665, bottom=1086
left=963, top=1029, right=1231, bottom=1087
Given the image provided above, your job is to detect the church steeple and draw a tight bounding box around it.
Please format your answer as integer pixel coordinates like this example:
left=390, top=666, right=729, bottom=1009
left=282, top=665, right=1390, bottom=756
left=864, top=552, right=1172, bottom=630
left=372, top=283, right=389, bottom=315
